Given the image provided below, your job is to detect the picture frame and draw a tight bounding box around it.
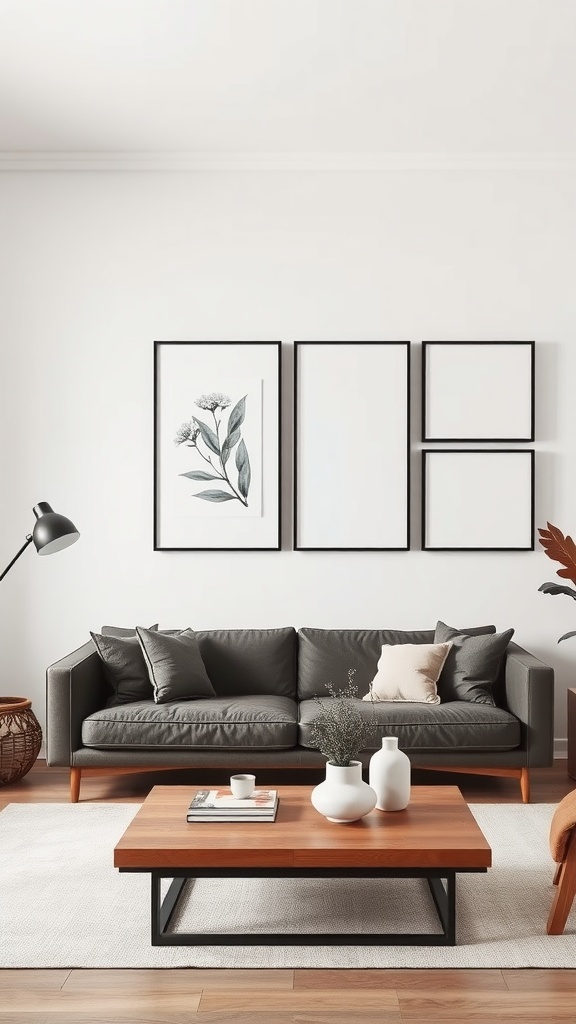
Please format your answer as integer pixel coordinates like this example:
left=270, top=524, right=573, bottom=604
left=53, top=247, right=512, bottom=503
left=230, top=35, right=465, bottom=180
left=294, top=341, right=410, bottom=551
left=154, top=341, right=281, bottom=550
left=422, top=341, right=535, bottom=442
left=422, top=449, right=535, bottom=552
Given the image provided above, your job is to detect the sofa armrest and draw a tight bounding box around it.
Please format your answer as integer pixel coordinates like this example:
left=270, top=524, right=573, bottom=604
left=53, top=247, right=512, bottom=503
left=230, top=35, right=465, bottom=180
left=46, top=641, right=109, bottom=766
left=504, top=642, right=554, bottom=767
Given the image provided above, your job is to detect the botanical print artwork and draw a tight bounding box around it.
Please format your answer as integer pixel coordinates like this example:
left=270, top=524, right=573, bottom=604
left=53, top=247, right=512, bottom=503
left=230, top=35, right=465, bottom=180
left=174, top=392, right=252, bottom=507
left=155, top=342, right=276, bottom=548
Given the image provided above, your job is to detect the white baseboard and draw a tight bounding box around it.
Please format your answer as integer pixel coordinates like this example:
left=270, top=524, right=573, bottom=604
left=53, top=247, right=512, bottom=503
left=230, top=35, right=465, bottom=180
left=554, top=739, right=567, bottom=759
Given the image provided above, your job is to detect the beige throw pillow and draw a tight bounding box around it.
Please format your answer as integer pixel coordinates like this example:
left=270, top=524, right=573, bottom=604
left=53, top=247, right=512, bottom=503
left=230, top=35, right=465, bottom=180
left=362, top=642, right=453, bottom=705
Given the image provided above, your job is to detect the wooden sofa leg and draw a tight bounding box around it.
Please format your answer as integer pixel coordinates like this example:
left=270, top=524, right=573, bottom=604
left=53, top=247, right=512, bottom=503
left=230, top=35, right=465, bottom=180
left=70, top=767, right=81, bottom=803
left=520, top=767, right=530, bottom=804
left=553, top=862, right=563, bottom=886
left=547, top=833, right=576, bottom=934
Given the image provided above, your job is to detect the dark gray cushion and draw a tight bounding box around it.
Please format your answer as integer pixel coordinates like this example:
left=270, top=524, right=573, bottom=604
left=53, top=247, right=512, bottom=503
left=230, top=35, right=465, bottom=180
left=194, top=627, right=297, bottom=698
left=297, top=626, right=497, bottom=700
left=435, top=621, right=515, bottom=705
left=298, top=698, right=520, bottom=753
left=136, top=627, right=216, bottom=704
left=101, top=624, right=159, bottom=637
left=90, top=632, right=154, bottom=706
left=82, top=696, right=298, bottom=750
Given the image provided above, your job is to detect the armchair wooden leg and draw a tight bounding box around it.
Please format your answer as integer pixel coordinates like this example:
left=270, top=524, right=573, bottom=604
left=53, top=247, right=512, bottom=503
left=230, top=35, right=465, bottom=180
left=70, top=767, right=81, bottom=803
left=553, top=862, right=563, bottom=886
left=547, top=832, right=576, bottom=934
left=520, top=767, right=530, bottom=804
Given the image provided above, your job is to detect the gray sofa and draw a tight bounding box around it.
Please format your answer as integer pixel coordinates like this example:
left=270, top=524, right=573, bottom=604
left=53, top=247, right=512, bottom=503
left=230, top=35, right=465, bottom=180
left=46, top=625, right=555, bottom=803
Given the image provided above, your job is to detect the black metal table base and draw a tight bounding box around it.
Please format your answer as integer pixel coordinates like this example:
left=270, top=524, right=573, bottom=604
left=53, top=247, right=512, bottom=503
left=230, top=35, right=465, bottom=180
left=121, top=865, right=486, bottom=947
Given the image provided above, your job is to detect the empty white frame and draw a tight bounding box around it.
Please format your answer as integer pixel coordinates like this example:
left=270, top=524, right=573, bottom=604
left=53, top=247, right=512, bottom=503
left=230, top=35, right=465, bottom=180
left=422, top=341, right=535, bottom=442
left=422, top=449, right=535, bottom=551
left=294, top=342, right=410, bottom=550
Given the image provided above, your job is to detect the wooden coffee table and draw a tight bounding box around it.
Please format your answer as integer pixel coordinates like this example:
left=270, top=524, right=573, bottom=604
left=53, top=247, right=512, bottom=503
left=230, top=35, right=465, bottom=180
left=114, top=784, right=491, bottom=947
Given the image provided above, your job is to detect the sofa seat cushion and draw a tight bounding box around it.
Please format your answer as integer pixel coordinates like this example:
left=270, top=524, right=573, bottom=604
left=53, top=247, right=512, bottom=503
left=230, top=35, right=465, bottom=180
left=82, top=696, right=298, bottom=751
left=298, top=698, right=521, bottom=753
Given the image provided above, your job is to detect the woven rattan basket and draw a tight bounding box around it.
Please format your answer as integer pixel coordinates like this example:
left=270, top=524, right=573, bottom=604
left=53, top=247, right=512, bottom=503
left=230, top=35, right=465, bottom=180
left=0, top=698, right=42, bottom=785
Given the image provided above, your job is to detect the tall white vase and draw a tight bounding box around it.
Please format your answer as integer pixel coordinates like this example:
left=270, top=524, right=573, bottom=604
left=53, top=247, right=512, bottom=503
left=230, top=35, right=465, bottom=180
left=369, top=737, right=411, bottom=811
left=311, top=761, right=377, bottom=823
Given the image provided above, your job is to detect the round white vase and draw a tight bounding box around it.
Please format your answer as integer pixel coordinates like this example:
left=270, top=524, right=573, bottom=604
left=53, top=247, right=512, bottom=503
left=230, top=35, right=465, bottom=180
left=369, top=737, right=411, bottom=811
left=311, top=760, right=377, bottom=823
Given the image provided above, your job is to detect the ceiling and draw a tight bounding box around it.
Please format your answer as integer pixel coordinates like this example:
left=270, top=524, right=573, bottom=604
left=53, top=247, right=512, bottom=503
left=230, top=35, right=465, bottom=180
left=0, top=0, right=575, bottom=158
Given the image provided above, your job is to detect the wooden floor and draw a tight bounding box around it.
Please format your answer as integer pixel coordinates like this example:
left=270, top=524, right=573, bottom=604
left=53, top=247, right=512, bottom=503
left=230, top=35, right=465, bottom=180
left=1, top=761, right=576, bottom=1024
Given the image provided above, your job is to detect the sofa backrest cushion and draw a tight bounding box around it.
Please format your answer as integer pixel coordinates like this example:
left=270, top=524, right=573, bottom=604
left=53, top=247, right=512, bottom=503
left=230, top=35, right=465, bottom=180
left=195, top=627, right=297, bottom=698
left=101, top=624, right=159, bottom=637
left=297, top=626, right=497, bottom=700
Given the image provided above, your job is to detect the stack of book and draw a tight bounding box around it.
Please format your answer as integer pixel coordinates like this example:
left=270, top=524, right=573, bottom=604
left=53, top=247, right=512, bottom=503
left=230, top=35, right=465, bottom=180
left=186, top=788, right=279, bottom=823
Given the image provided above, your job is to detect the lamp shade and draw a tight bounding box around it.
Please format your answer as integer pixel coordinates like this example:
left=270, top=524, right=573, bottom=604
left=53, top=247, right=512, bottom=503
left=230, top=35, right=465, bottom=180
left=32, top=502, right=80, bottom=556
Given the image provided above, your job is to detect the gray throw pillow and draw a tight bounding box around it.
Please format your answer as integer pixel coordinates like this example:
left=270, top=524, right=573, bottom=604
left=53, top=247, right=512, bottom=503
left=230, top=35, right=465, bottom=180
left=136, top=626, right=216, bottom=704
left=90, top=632, right=154, bottom=706
left=434, top=620, right=514, bottom=705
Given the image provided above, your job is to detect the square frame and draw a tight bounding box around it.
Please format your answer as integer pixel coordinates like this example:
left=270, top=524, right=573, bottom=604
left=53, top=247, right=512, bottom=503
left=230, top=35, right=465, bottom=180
left=294, top=341, right=410, bottom=551
left=154, top=341, right=281, bottom=551
left=422, top=341, right=535, bottom=442
left=422, top=449, right=535, bottom=552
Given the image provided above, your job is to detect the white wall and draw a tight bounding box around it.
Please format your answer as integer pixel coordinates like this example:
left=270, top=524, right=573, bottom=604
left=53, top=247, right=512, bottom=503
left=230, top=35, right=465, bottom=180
left=0, top=167, right=575, bottom=745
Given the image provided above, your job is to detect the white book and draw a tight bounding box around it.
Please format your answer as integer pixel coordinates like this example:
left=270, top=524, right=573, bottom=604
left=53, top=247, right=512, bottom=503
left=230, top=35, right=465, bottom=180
left=187, top=808, right=278, bottom=824
left=187, top=788, right=278, bottom=815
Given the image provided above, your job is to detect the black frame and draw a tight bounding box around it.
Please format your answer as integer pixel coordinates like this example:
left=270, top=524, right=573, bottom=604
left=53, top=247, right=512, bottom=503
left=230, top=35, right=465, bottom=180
left=421, top=341, right=535, bottom=442
left=422, top=448, right=535, bottom=552
left=293, top=341, right=411, bottom=551
left=154, top=341, right=282, bottom=551
left=118, top=864, right=488, bottom=947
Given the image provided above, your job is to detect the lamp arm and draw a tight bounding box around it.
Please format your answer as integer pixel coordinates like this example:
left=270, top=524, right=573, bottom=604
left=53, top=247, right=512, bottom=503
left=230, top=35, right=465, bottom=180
left=0, top=534, right=33, bottom=582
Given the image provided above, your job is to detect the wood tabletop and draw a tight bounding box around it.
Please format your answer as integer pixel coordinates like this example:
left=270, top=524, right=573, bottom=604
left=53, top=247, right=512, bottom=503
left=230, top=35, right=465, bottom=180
left=114, top=785, right=491, bottom=870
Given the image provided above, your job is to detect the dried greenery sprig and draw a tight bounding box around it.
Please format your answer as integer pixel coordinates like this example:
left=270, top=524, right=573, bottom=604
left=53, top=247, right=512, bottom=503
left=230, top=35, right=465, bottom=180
left=309, top=669, right=372, bottom=767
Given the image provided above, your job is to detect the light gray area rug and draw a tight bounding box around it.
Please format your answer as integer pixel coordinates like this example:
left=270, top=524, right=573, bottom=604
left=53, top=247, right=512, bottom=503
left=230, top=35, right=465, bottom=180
left=0, top=801, right=574, bottom=968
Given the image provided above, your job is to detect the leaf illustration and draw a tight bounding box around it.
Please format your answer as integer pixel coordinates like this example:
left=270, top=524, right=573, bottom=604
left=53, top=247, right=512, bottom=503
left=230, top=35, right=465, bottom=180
left=235, top=438, right=251, bottom=500
left=179, top=471, right=220, bottom=481
left=193, top=489, right=236, bottom=502
left=538, top=582, right=576, bottom=601
left=192, top=417, right=220, bottom=456
left=221, top=426, right=241, bottom=466
left=227, top=395, right=247, bottom=437
left=558, top=630, right=576, bottom=644
left=538, top=522, right=576, bottom=584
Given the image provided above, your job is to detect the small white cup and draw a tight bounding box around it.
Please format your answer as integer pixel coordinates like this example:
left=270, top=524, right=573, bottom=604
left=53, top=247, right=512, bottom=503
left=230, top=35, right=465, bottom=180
left=230, top=774, right=256, bottom=799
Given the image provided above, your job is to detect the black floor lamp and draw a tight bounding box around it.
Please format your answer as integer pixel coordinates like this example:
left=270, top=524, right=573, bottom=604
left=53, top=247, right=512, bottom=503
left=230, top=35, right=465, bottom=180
left=0, top=502, right=80, bottom=582
left=0, top=501, right=80, bottom=786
